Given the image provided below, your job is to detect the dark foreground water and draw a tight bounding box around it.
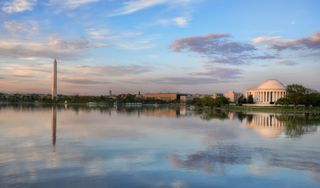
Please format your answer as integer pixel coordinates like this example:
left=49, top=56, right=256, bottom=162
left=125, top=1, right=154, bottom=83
left=0, top=105, right=320, bottom=188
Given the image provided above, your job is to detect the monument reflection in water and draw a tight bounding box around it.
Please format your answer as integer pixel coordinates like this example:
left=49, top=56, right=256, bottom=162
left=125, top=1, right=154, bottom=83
left=0, top=106, right=319, bottom=188
left=51, top=107, right=57, bottom=146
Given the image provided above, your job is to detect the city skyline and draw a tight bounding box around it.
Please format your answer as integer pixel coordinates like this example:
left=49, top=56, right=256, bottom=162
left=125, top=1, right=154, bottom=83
left=0, top=0, right=319, bottom=95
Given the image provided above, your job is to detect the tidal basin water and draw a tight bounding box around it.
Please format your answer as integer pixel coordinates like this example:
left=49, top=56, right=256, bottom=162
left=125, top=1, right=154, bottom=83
left=0, top=106, right=320, bottom=188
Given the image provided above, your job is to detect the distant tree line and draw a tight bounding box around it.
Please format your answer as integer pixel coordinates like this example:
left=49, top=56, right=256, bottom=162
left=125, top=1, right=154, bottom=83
left=237, top=94, right=254, bottom=105
left=276, top=84, right=320, bottom=107
left=0, top=94, right=115, bottom=104
left=116, top=94, right=175, bottom=104
left=187, top=96, right=230, bottom=108
left=0, top=93, right=176, bottom=105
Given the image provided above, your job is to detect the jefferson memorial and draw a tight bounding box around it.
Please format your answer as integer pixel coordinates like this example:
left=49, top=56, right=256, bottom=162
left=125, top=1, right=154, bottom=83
left=246, top=79, right=287, bottom=104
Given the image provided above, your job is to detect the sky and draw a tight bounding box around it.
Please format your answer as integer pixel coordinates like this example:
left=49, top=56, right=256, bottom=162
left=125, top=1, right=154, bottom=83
left=0, top=0, right=319, bottom=95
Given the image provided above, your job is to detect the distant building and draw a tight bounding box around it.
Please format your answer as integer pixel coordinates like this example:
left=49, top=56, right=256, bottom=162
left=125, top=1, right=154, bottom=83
left=246, top=79, right=286, bottom=104
left=212, top=93, right=223, bottom=99
left=143, top=93, right=192, bottom=102
left=224, top=90, right=242, bottom=103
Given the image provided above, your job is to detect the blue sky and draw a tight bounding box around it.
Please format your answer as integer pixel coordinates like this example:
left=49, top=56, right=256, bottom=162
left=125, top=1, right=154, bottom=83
left=0, top=0, right=319, bottom=95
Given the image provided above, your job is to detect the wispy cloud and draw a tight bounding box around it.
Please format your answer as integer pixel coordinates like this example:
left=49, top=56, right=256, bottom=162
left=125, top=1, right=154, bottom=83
left=110, top=0, right=168, bottom=16
left=4, top=20, right=39, bottom=35
left=1, top=63, right=50, bottom=79
left=87, top=27, right=155, bottom=50
left=147, top=66, right=241, bottom=85
left=62, top=77, right=109, bottom=85
left=149, top=76, right=219, bottom=85
left=253, top=32, right=320, bottom=51
left=277, top=60, right=298, bottom=66
left=2, top=0, right=37, bottom=13
left=73, top=64, right=152, bottom=76
left=190, top=67, right=242, bottom=79
left=252, top=36, right=281, bottom=44
left=0, top=37, right=89, bottom=59
left=49, top=0, right=99, bottom=9
left=109, top=0, right=193, bottom=16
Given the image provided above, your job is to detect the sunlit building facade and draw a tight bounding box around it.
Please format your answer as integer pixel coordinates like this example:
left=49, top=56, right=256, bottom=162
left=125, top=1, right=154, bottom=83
left=224, top=90, right=242, bottom=103
left=246, top=79, right=287, bottom=104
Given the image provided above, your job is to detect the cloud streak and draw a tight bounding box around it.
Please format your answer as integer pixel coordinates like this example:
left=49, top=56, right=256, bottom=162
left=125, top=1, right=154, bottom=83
left=73, top=64, right=152, bottom=76
left=0, top=38, right=89, bottom=59
left=4, top=20, right=39, bottom=35
left=109, top=0, right=192, bottom=16
left=49, top=0, right=99, bottom=9
left=62, top=77, right=109, bottom=85
left=148, top=66, right=242, bottom=85
left=277, top=60, right=298, bottom=66
left=190, top=67, right=242, bottom=79
left=87, top=27, right=155, bottom=50
left=253, top=32, right=320, bottom=51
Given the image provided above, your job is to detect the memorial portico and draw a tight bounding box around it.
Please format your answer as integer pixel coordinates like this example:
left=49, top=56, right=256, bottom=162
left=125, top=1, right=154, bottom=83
left=246, top=80, right=287, bottom=104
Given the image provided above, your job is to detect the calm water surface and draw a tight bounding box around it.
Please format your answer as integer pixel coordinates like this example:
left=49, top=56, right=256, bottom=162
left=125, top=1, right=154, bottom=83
left=0, top=105, right=320, bottom=187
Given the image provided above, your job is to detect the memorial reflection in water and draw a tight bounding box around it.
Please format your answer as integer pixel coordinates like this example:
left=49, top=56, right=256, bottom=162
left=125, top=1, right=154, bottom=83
left=245, top=112, right=286, bottom=138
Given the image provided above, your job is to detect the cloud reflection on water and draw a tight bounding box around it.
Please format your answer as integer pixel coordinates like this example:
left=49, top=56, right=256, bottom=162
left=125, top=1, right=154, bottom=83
left=0, top=105, right=320, bottom=187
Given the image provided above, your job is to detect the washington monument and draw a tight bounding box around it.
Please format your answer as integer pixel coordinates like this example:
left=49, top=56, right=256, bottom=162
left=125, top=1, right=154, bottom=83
left=52, top=59, right=57, bottom=100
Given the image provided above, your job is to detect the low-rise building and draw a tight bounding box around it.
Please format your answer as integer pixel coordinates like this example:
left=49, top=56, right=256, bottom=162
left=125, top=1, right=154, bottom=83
left=143, top=93, right=192, bottom=102
left=224, top=90, right=242, bottom=103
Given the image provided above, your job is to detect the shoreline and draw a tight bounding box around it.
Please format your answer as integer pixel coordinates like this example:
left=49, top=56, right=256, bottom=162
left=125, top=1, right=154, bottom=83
left=1, top=102, right=320, bottom=114
left=219, top=105, right=320, bottom=114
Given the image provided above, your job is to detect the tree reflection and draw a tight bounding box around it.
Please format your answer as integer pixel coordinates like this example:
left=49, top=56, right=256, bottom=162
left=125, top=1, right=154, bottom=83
left=277, top=113, right=320, bottom=137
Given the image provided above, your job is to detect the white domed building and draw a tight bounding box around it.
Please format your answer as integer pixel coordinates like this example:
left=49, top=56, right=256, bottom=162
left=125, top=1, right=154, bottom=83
left=246, top=79, right=287, bottom=104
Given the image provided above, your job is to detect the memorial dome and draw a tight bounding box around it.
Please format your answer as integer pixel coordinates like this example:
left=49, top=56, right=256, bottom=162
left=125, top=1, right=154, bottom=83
left=257, top=79, right=286, bottom=90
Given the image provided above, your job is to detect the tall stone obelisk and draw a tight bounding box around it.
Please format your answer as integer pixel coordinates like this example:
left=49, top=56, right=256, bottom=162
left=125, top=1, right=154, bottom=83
left=52, top=59, right=57, bottom=100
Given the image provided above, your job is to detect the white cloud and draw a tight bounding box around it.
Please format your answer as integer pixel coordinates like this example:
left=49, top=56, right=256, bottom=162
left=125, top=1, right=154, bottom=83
left=87, top=28, right=110, bottom=40
left=158, top=16, right=189, bottom=27
left=174, top=17, right=188, bottom=27
left=2, top=0, right=37, bottom=13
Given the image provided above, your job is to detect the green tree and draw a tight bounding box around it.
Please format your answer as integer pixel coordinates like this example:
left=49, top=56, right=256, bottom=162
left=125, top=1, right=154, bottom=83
left=276, top=97, right=290, bottom=106
left=214, top=96, right=229, bottom=107
left=237, top=95, right=246, bottom=105
left=304, top=92, right=320, bottom=107
left=247, top=95, right=254, bottom=104
left=286, top=84, right=307, bottom=106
